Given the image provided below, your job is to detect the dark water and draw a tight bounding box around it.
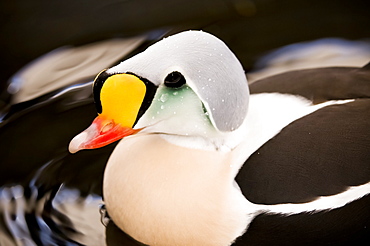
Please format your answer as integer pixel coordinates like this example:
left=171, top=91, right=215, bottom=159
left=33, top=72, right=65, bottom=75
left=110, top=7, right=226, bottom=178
left=0, top=2, right=369, bottom=242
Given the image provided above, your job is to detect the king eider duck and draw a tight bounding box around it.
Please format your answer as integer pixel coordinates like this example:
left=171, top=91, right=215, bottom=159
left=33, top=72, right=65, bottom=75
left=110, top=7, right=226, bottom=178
left=69, top=30, right=370, bottom=246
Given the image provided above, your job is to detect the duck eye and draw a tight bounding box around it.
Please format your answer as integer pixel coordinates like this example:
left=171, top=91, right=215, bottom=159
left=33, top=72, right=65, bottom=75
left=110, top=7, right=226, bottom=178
left=164, top=71, right=186, bottom=88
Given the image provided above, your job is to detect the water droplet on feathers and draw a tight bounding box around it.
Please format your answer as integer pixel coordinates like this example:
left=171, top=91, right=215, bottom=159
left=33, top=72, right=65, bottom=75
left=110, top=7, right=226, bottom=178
left=159, top=94, right=168, bottom=102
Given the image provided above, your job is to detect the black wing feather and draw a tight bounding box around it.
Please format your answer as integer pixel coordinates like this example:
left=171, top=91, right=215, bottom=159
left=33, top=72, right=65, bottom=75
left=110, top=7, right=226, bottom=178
left=238, top=64, right=370, bottom=204
left=249, top=64, right=370, bottom=104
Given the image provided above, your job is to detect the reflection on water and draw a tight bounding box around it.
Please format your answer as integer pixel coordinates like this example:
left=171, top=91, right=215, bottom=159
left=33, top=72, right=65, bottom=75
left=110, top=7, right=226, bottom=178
left=7, top=34, right=151, bottom=105
left=0, top=184, right=104, bottom=246
left=0, top=30, right=369, bottom=245
left=247, top=38, right=370, bottom=82
left=0, top=152, right=105, bottom=246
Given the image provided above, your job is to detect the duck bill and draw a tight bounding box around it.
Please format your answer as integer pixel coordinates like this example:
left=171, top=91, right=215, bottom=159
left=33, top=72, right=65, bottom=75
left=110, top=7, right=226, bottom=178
left=69, top=115, right=141, bottom=153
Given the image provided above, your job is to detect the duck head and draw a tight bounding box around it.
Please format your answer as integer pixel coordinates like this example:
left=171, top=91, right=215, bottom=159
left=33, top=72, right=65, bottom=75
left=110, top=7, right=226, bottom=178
left=69, top=30, right=249, bottom=153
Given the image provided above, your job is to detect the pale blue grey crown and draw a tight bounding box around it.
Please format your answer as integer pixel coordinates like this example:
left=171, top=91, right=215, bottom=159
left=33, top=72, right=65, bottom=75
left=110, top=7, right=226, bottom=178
left=108, top=30, right=249, bottom=132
